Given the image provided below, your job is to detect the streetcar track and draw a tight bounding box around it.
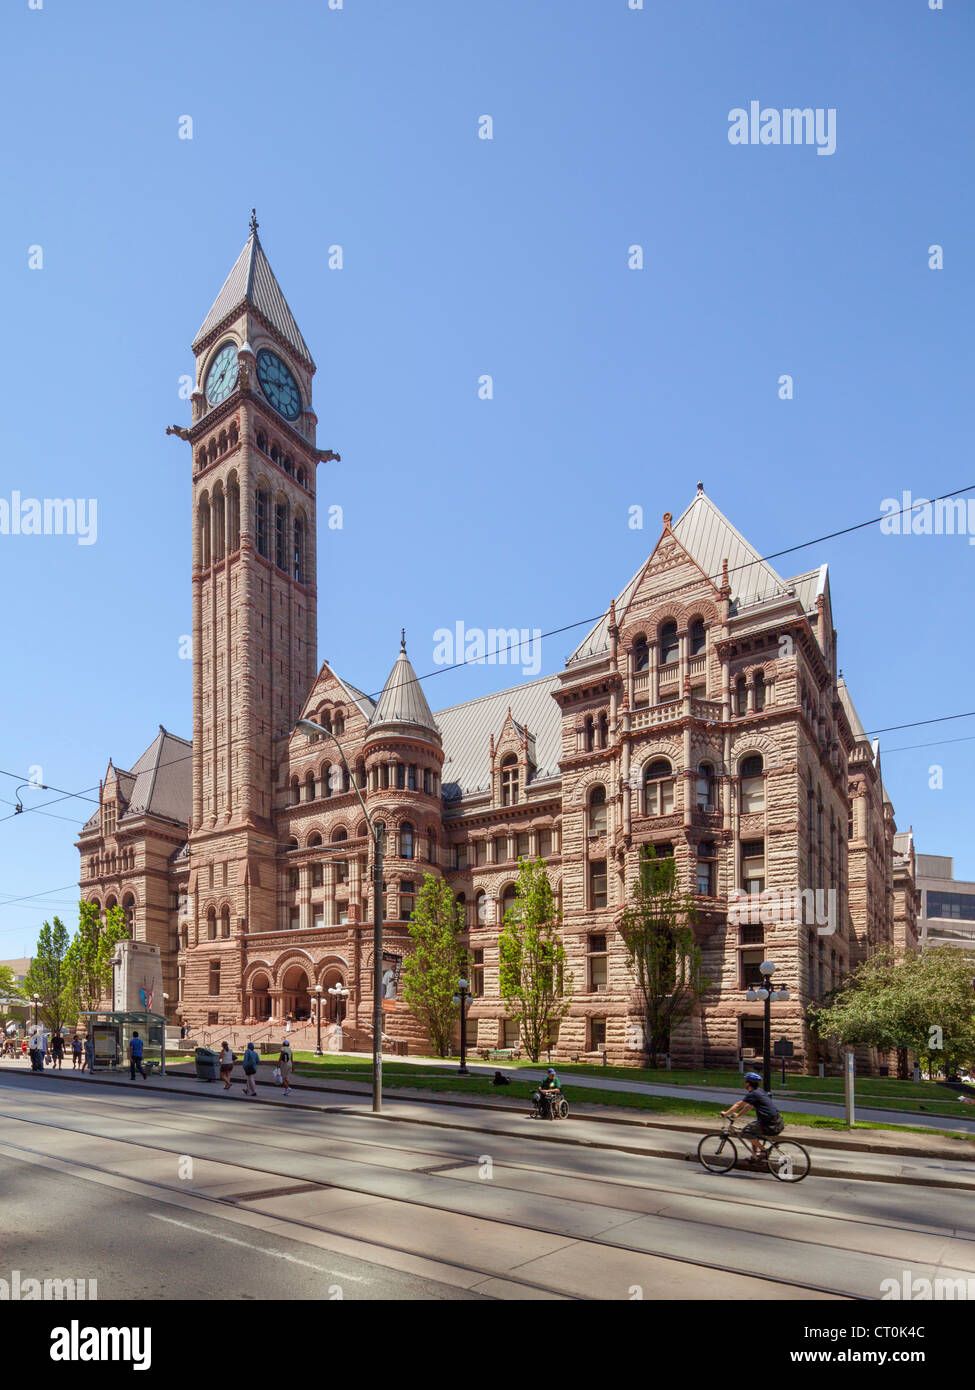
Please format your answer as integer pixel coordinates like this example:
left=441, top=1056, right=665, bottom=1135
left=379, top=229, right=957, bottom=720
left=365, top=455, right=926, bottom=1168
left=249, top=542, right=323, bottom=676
left=0, top=1103, right=867, bottom=1300
left=5, top=1082, right=973, bottom=1251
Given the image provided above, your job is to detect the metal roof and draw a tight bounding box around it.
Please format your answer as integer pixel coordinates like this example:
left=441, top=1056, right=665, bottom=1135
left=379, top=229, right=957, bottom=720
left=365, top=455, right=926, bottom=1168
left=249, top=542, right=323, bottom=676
left=368, top=644, right=441, bottom=743
left=81, top=728, right=192, bottom=832
left=569, top=487, right=800, bottom=663
left=435, top=674, right=562, bottom=801
left=193, top=229, right=314, bottom=367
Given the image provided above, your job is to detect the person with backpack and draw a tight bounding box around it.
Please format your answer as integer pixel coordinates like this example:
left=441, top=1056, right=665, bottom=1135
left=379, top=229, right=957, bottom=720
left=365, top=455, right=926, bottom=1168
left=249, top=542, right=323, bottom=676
left=242, top=1041, right=260, bottom=1097
left=721, top=1072, right=784, bottom=1165
left=219, top=1041, right=235, bottom=1091
left=129, top=1030, right=148, bottom=1081
left=50, top=1032, right=65, bottom=1070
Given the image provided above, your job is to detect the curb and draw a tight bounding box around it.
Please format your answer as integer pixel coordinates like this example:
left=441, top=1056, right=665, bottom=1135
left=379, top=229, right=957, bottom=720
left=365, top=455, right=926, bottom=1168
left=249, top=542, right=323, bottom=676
left=5, top=1063, right=974, bottom=1188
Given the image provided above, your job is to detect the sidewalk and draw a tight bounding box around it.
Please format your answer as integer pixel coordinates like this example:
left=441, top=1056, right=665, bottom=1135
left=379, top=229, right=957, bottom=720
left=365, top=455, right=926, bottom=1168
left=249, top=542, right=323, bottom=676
left=3, top=1058, right=974, bottom=1189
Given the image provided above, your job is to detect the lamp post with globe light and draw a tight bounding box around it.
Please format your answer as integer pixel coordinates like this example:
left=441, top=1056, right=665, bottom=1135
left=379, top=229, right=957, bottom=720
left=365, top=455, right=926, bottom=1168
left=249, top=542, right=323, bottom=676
left=745, top=960, right=790, bottom=1092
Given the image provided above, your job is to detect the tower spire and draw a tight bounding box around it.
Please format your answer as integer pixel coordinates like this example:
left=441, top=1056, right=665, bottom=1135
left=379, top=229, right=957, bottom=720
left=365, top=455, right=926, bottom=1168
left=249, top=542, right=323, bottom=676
left=400, top=627, right=407, bottom=653
left=249, top=207, right=259, bottom=236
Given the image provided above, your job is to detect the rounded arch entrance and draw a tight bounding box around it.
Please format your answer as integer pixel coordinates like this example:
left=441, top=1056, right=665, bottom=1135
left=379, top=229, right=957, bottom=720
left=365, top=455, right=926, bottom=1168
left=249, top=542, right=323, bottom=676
left=249, top=971, right=272, bottom=1020
left=281, top=963, right=312, bottom=1021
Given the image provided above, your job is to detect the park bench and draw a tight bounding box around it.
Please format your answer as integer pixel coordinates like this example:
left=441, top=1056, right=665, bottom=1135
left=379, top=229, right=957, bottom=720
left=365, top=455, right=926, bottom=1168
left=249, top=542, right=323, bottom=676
left=482, top=1048, right=520, bottom=1062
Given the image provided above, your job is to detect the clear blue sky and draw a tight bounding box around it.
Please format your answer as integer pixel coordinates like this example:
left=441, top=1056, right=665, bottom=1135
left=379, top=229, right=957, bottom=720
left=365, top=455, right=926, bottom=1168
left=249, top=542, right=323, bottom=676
left=1, top=0, right=973, bottom=953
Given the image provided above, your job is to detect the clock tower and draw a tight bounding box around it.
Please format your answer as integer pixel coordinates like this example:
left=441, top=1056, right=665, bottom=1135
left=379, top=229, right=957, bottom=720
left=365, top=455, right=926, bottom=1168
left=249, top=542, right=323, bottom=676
left=179, top=213, right=335, bottom=964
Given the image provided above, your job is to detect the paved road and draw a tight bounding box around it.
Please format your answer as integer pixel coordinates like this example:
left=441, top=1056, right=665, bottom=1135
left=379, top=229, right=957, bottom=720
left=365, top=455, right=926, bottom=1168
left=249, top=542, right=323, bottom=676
left=1, top=1072, right=974, bottom=1300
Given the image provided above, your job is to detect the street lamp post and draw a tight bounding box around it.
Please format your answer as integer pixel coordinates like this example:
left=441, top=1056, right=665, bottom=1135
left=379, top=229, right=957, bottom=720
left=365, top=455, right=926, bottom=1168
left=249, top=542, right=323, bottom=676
left=314, top=984, right=323, bottom=1056
left=745, top=960, right=790, bottom=1093
left=32, top=994, right=39, bottom=1027
left=297, top=718, right=385, bottom=1113
left=452, top=978, right=470, bottom=1075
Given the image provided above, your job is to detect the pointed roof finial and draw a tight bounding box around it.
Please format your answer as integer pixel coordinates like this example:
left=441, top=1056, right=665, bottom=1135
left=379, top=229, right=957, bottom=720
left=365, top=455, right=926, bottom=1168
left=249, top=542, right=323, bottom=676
left=249, top=207, right=259, bottom=236
left=696, top=480, right=704, bottom=494
left=400, top=627, right=406, bottom=653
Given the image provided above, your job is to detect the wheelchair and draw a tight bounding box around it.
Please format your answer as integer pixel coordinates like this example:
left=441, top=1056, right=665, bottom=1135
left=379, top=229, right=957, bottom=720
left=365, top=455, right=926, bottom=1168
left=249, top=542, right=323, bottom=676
left=531, top=1087, right=569, bottom=1120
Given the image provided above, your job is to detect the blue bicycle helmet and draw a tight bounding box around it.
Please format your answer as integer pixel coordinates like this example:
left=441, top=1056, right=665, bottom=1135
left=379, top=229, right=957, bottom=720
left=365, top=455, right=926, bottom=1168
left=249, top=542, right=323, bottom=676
left=744, top=1071, right=762, bottom=1084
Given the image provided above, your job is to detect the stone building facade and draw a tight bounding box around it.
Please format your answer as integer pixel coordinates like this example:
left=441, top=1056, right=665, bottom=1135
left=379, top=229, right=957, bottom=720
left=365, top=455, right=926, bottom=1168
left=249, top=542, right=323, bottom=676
left=76, top=223, right=916, bottom=1069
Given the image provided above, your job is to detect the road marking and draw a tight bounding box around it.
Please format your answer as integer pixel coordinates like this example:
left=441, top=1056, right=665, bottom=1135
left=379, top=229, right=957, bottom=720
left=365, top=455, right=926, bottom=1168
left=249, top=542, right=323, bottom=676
left=149, top=1213, right=364, bottom=1280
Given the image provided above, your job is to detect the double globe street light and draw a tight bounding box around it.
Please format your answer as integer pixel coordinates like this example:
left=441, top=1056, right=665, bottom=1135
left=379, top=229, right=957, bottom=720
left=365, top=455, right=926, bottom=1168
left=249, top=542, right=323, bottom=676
left=745, top=960, right=790, bottom=1092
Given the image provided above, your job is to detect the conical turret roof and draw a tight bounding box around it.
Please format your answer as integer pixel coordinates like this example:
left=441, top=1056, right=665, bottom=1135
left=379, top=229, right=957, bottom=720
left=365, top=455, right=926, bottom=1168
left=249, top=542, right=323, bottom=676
left=366, top=635, right=441, bottom=746
left=193, top=214, right=314, bottom=367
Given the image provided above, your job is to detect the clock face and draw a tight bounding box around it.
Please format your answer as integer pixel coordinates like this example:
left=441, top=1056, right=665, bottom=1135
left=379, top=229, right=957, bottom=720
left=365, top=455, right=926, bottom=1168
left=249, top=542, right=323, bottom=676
left=205, top=341, right=239, bottom=406
left=256, top=349, right=301, bottom=421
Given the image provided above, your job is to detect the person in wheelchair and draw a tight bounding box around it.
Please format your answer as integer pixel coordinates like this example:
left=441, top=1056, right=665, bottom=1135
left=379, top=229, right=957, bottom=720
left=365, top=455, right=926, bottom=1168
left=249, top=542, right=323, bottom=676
left=721, top=1072, right=784, bottom=1164
left=532, top=1067, right=562, bottom=1118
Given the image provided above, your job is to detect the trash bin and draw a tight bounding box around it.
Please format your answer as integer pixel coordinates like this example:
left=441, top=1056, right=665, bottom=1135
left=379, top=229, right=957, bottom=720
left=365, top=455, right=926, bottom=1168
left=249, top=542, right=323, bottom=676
left=195, top=1047, right=220, bottom=1082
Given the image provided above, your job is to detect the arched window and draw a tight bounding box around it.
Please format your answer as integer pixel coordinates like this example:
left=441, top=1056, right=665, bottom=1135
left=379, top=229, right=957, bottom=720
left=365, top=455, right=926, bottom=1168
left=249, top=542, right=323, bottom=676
left=198, top=496, right=211, bottom=569
left=255, top=488, right=270, bottom=559
left=740, top=754, right=765, bottom=813
left=304, top=771, right=316, bottom=802
left=290, top=776, right=300, bottom=805
left=659, top=620, right=679, bottom=665
left=501, top=883, right=518, bottom=924
left=355, top=758, right=366, bottom=789
left=307, top=832, right=322, bottom=848
left=735, top=676, right=748, bottom=716
left=644, top=759, right=675, bottom=816
left=333, top=710, right=345, bottom=737
left=754, top=672, right=766, bottom=711
left=475, top=890, right=488, bottom=926
left=400, top=822, right=414, bottom=860
left=293, top=516, right=305, bottom=583
left=332, top=827, right=348, bottom=843
left=633, top=634, right=649, bottom=672
left=227, top=476, right=240, bottom=552
left=598, top=711, right=609, bottom=748
left=206, top=908, right=217, bottom=941
left=584, top=716, right=594, bottom=752
left=275, top=499, right=289, bottom=570
left=697, top=762, right=715, bottom=812
left=501, top=755, right=519, bottom=807
left=212, top=486, right=225, bottom=561
left=257, top=432, right=267, bottom=454
left=288, top=837, right=299, bottom=851
left=588, top=784, right=608, bottom=835
left=690, top=617, right=706, bottom=657
left=297, top=467, right=306, bottom=488
left=220, top=906, right=231, bottom=938
left=122, top=893, right=136, bottom=934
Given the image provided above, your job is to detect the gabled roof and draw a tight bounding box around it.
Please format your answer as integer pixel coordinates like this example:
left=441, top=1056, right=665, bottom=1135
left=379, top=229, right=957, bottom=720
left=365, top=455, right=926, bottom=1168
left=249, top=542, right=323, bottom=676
left=436, top=674, right=562, bottom=802
left=367, top=641, right=441, bottom=744
left=569, top=486, right=797, bottom=663
left=193, top=226, right=314, bottom=367
left=81, top=727, right=192, bottom=833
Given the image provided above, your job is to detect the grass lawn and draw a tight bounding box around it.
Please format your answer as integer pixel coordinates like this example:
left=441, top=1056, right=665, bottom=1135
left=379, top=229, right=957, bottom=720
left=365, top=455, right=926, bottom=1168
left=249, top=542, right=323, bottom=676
left=283, top=1054, right=973, bottom=1138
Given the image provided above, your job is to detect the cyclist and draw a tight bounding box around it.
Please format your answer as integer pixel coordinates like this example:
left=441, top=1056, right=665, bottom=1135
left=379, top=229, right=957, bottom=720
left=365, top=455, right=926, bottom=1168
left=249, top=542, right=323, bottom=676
left=532, top=1067, right=561, bottom=1119
left=721, top=1073, right=784, bottom=1164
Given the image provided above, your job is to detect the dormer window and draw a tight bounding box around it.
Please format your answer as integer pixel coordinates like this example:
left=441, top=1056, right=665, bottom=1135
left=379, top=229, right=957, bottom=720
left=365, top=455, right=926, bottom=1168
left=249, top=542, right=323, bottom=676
left=501, top=755, right=519, bottom=807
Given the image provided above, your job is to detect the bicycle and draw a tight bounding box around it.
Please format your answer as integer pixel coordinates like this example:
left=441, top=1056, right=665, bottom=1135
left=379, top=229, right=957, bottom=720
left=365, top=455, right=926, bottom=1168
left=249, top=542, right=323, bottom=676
left=697, top=1117, right=811, bottom=1183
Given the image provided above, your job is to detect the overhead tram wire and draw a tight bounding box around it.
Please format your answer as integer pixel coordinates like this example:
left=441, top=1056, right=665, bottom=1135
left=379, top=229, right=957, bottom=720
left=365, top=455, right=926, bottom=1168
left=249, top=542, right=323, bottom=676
left=3, top=482, right=975, bottom=831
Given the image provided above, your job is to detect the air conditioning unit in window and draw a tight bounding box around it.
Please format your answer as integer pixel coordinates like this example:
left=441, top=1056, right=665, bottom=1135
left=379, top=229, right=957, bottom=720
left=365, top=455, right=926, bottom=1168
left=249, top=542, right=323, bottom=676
left=704, top=804, right=715, bottom=814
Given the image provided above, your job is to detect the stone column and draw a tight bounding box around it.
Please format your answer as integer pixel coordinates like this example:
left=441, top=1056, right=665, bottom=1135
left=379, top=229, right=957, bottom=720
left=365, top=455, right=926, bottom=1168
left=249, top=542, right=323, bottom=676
left=649, top=645, right=659, bottom=706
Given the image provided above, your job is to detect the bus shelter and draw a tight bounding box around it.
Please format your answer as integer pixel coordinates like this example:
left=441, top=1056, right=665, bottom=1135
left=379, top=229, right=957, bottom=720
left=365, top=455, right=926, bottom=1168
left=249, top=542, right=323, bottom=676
left=79, top=1010, right=167, bottom=1075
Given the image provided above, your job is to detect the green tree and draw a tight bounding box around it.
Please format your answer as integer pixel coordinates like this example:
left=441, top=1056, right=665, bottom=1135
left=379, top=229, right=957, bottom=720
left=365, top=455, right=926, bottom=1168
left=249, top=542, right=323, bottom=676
left=498, top=857, right=571, bottom=1062
left=0, top=964, right=25, bottom=1032
left=401, top=875, right=465, bottom=1057
left=620, top=846, right=709, bottom=1068
left=810, top=946, right=975, bottom=1078
left=64, top=901, right=130, bottom=1017
left=23, top=917, right=73, bottom=1034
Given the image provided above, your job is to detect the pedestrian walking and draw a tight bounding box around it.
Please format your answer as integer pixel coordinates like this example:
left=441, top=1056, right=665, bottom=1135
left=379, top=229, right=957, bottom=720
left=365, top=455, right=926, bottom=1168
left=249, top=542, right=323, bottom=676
left=278, top=1039, right=293, bottom=1096
left=50, top=1033, right=64, bottom=1070
left=71, top=1036, right=82, bottom=1069
left=28, top=1032, right=42, bottom=1073
left=83, top=1036, right=94, bottom=1073
left=128, top=1030, right=148, bottom=1081
left=242, top=1041, right=259, bottom=1096
left=219, top=1042, right=234, bottom=1091
left=38, top=1031, right=49, bottom=1069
